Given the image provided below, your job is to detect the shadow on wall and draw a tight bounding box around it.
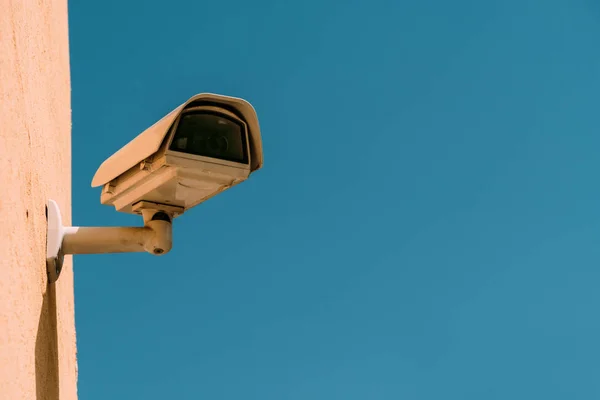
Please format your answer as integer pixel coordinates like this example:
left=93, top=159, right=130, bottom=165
left=35, top=283, right=59, bottom=400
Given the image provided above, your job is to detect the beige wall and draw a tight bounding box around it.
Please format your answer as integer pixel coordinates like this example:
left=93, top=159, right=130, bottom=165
left=0, top=0, right=77, bottom=399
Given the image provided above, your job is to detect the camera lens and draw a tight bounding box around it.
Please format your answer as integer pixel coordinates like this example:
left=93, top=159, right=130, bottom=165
left=209, top=136, right=229, bottom=153
left=169, top=111, right=248, bottom=164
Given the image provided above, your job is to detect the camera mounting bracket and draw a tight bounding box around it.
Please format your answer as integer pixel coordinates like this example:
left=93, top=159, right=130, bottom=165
left=45, top=199, right=181, bottom=284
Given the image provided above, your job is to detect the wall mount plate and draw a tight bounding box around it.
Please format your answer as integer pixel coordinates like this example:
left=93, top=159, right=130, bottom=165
left=46, top=199, right=66, bottom=283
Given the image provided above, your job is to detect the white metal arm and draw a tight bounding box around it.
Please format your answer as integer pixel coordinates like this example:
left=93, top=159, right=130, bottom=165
left=46, top=199, right=173, bottom=283
left=61, top=225, right=171, bottom=254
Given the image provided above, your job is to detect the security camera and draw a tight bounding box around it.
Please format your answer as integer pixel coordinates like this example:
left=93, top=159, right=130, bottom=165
left=46, top=93, right=263, bottom=283
left=92, top=92, right=263, bottom=216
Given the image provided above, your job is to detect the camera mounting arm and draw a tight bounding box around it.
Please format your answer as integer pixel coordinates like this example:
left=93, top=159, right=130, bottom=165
left=46, top=199, right=177, bottom=283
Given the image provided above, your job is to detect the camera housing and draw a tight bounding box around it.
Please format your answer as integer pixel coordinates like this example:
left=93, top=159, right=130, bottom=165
left=91, top=93, right=263, bottom=216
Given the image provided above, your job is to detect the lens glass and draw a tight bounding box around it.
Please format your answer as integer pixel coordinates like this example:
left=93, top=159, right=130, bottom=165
left=169, top=112, right=248, bottom=164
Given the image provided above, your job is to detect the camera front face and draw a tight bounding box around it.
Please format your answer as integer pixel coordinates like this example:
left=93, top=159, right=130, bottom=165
left=168, top=107, right=250, bottom=166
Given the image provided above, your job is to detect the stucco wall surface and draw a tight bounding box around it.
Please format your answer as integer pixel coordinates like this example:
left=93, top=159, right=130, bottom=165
left=0, top=0, right=77, bottom=399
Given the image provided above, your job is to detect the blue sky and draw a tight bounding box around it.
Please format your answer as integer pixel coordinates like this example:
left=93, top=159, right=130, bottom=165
left=69, top=0, right=600, bottom=398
